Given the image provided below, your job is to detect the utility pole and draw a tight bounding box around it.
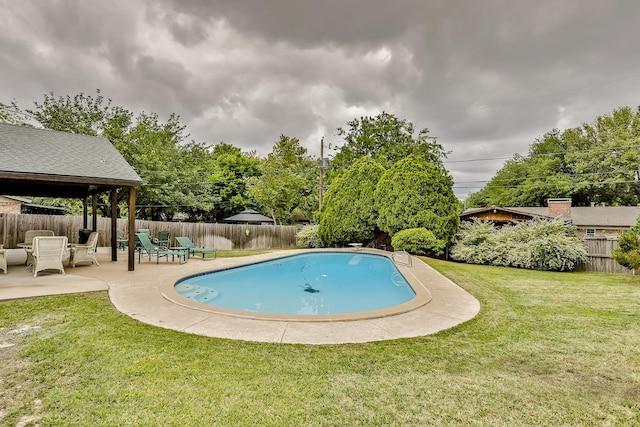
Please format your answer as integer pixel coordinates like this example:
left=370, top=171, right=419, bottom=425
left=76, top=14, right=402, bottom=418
left=319, top=136, right=324, bottom=209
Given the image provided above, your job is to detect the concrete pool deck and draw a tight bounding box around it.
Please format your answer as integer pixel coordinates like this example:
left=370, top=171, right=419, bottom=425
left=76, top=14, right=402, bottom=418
left=0, top=248, right=480, bottom=344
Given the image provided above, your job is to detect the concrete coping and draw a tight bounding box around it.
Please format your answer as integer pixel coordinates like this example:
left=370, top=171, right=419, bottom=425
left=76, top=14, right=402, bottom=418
left=1, top=247, right=481, bottom=344
left=159, top=249, right=433, bottom=322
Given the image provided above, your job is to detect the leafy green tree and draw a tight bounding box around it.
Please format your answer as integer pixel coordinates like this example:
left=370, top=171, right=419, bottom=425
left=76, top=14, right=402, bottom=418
left=330, top=112, right=446, bottom=175
left=179, top=142, right=261, bottom=222
left=466, top=129, right=578, bottom=208
left=172, top=141, right=217, bottom=221
left=28, top=90, right=129, bottom=137
left=27, top=197, right=82, bottom=215
left=374, top=155, right=459, bottom=244
left=25, top=90, right=221, bottom=220
left=200, top=143, right=260, bottom=221
left=565, top=106, right=640, bottom=206
left=124, top=112, right=193, bottom=220
left=0, top=100, right=31, bottom=125
left=464, top=156, right=528, bottom=208
left=245, top=135, right=316, bottom=224
left=318, top=156, right=385, bottom=247
left=467, top=106, right=640, bottom=208
left=272, top=135, right=319, bottom=222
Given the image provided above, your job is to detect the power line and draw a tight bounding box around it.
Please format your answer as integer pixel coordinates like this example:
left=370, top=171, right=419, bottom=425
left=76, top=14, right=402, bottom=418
left=135, top=147, right=640, bottom=187
left=133, top=142, right=640, bottom=175
left=443, top=143, right=640, bottom=164
left=444, top=156, right=513, bottom=164
left=453, top=179, right=640, bottom=190
left=455, top=169, right=640, bottom=185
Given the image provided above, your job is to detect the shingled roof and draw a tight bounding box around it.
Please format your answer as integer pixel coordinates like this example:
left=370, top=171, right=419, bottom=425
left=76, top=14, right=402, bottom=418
left=461, top=205, right=640, bottom=228
left=0, top=123, right=141, bottom=198
left=513, top=206, right=640, bottom=228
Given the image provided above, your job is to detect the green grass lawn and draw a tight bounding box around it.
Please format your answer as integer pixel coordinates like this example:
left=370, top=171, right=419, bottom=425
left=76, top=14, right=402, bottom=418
left=211, top=249, right=270, bottom=258
left=1, top=258, right=639, bottom=426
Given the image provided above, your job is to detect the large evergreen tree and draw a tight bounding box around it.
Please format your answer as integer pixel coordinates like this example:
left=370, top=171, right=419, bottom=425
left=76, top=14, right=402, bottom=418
left=374, top=155, right=460, bottom=244
left=318, top=156, right=385, bottom=246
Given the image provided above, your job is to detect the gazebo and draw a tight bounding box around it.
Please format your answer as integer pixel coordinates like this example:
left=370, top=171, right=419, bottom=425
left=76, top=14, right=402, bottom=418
left=222, top=209, right=275, bottom=225
left=0, top=123, right=142, bottom=270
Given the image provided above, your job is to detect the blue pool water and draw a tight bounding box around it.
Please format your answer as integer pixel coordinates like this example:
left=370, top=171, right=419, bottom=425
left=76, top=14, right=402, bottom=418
left=174, top=252, right=415, bottom=315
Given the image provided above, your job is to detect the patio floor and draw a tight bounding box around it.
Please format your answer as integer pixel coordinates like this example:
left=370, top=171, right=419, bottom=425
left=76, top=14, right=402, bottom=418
left=0, top=248, right=480, bottom=344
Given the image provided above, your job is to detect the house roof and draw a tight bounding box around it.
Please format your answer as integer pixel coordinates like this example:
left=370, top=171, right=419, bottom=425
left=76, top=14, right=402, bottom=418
left=0, top=195, right=66, bottom=213
left=0, top=195, right=31, bottom=203
left=461, top=206, right=553, bottom=220
left=461, top=205, right=640, bottom=228
left=513, top=206, right=640, bottom=228
left=0, top=123, right=141, bottom=198
left=22, top=202, right=67, bottom=214
left=223, top=209, right=274, bottom=224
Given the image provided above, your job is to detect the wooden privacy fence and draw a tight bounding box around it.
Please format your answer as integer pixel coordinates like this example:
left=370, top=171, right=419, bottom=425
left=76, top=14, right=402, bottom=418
left=1, top=214, right=634, bottom=274
left=0, top=213, right=299, bottom=251
left=575, top=237, right=632, bottom=275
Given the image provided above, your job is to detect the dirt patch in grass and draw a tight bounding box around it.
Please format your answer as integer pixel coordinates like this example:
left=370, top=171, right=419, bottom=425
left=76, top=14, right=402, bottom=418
left=0, top=323, right=47, bottom=426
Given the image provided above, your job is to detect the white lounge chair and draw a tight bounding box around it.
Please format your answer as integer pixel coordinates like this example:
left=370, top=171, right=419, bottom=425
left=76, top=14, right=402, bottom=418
left=32, top=236, right=68, bottom=277
left=71, top=232, right=100, bottom=268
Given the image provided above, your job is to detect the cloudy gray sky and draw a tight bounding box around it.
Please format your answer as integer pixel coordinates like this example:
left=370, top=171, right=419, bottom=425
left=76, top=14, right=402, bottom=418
left=2, top=0, right=640, bottom=199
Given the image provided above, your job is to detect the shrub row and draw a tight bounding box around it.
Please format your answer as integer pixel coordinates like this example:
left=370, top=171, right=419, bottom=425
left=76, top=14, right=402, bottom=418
left=450, top=218, right=588, bottom=271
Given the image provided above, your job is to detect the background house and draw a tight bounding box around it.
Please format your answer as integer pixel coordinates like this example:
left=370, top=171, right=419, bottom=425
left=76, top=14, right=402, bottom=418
left=0, top=195, right=66, bottom=215
left=0, top=195, right=24, bottom=214
left=461, top=198, right=640, bottom=238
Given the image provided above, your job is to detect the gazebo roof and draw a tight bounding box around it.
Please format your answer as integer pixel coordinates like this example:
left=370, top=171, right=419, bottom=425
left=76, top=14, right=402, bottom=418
left=0, top=123, right=141, bottom=198
left=223, top=209, right=274, bottom=224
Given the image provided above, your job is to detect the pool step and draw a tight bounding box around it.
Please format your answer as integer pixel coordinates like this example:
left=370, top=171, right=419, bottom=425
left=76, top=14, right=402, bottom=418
left=174, top=283, right=219, bottom=302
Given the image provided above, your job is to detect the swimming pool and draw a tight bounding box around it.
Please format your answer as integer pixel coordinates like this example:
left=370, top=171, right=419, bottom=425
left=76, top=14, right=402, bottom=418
left=174, top=252, right=416, bottom=316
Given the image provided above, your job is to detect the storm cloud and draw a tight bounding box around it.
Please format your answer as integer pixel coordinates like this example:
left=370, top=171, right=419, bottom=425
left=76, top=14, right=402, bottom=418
left=1, top=0, right=639, bottom=198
